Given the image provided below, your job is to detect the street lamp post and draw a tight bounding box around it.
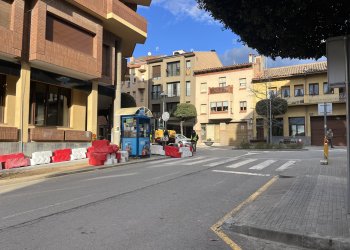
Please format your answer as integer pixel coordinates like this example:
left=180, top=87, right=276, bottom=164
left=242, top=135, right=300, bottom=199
left=160, top=92, right=167, bottom=128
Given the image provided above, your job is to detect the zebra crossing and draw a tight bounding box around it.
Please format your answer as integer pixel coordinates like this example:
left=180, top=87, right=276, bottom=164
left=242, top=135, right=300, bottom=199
left=148, top=156, right=298, bottom=173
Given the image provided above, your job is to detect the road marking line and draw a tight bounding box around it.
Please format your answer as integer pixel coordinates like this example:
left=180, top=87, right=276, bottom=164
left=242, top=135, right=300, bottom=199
left=85, top=173, right=137, bottom=181
left=163, top=156, right=205, bottom=165
left=226, top=159, right=257, bottom=169
left=249, top=160, right=276, bottom=170
left=212, top=170, right=270, bottom=177
left=204, top=157, right=239, bottom=167
left=2, top=194, right=92, bottom=220
left=182, top=157, right=220, bottom=166
left=210, top=176, right=278, bottom=250
left=275, top=161, right=296, bottom=171
left=147, top=157, right=203, bottom=168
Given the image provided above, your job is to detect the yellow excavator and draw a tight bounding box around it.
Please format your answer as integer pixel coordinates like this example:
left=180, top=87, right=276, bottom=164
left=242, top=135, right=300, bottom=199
left=154, top=128, right=176, bottom=144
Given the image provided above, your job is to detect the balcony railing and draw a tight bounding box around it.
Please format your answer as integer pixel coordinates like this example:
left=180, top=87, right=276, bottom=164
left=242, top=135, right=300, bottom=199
left=209, top=85, right=233, bottom=94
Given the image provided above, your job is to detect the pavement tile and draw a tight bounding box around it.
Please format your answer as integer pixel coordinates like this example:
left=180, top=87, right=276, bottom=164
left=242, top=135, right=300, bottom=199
left=225, top=155, right=350, bottom=249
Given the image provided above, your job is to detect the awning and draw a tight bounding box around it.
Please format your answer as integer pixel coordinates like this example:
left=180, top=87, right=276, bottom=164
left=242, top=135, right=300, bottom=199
left=115, top=106, right=153, bottom=117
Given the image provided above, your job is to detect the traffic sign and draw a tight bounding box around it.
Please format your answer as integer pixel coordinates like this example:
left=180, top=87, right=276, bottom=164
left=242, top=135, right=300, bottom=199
left=162, top=112, right=170, bottom=121
left=318, top=103, right=332, bottom=115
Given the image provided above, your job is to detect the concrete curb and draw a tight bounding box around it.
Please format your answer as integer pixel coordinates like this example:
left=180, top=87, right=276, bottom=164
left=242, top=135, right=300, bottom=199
left=224, top=223, right=350, bottom=250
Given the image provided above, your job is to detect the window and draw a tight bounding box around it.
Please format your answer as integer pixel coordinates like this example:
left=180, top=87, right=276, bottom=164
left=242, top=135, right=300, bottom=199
left=200, top=104, right=207, bottom=114
left=127, top=81, right=131, bottom=88
left=152, top=104, right=161, bottom=118
left=151, top=85, right=161, bottom=100
left=139, top=90, right=144, bottom=102
left=0, top=0, right=12, bottom=28
left=167, top=82, right=180, bottom=97
left=323, top=82, right=334, bottom=94
left=294, top=85, right=304, bottom=97
left=272, top=118, right=283, bottom=136
left=132, top=91, right=136, bottom=97
left=167, top=61, right=180, bottom=76
left=0, top=74, right=6, bottom=123
left=167, top=102, right=179, bottom=116
left=186, top=81, right=191, bottom=96
left=268, top=88, right=277, bottom=98
left=289, top=117, right=305, bottom=136
left=309, top=83, right=319, bottom=95
left=29, top=82, right=71, bottom=126
left=281, top=86, right=290, bottom=98
left=239, top=78, right=247, bottom=88
left=219, top=77, right=226, bottom=87
left=46, top=13, right=94, bottom=55
left=210, top=101, right=228, bottom=112
left=186, top=60, right=191, bottom=69
left=240, top=101, right=247, bottom=112
left=152, top=65, right=161, bottom=78
left=133, top=74, right=136, bottom=83
left=102, top=44, right=111, bottom=77
left=200, top=82, right=207, bottom=93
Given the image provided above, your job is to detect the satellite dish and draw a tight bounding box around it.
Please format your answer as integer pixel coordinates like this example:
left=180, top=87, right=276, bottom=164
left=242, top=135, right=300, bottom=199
left=147, top=52, right=152, bottom=56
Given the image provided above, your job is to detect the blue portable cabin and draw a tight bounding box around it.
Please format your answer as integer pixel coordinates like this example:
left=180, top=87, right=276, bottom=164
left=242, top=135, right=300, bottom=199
left=119, top=107, right=152, bottom=157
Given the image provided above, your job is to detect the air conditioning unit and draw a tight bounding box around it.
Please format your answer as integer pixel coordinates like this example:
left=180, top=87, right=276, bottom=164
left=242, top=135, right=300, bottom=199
left=172, top=50, right=186, bottom=55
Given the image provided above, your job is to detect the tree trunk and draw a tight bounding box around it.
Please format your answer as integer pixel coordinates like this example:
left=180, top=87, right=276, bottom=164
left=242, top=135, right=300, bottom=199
left=180, top=120, right=184, bottom=135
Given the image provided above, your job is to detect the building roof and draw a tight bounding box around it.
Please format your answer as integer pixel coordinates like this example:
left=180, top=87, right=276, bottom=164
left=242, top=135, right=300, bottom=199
left=253, top=61, right=327, bottom=81
left=194, top=63, right=253, bottom=75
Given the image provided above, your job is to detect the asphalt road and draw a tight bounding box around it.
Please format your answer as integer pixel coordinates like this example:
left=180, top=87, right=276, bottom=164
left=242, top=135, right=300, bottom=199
left=0, top=146, right=345, bottom=249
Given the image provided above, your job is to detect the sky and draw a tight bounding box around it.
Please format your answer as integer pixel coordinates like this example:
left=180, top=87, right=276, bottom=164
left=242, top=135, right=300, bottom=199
left=134, top=0, right=325, bottom=68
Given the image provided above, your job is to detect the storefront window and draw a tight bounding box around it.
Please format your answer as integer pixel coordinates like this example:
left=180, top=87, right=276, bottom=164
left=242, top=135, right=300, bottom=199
left=0, top=74, right=6, bottom=123
left=30, top=82, right=71, bottom=126
left=289, top=117, right=305, bottom=136
left=272, top=118, right=283, bottom=136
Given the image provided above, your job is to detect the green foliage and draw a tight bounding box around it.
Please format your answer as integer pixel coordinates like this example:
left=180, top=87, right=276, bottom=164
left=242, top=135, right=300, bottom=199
left=255, top=98, right=288, bottom=117
left=174, top=103, right=197, bottom=121
left=197, top=0, right=350, bottom=59
left=121, top=93, right=136, bottom=108
left=238, top=140, right=251, bottom=149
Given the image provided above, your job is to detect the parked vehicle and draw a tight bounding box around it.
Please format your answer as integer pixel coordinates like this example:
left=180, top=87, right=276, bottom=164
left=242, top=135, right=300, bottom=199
left=175, top=134, right=192, bottom=146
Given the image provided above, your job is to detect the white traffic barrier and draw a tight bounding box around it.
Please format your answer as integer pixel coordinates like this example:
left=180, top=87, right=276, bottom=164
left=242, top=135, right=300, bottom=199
left=70, top=148, right=87, bottom=160
left=119, top=151, right=129, bottom=161
left=150, top=144, right=165, bottom=156
left=30, top=151, right=52, bottom=165
left=179, top=147, right=192, bottom=158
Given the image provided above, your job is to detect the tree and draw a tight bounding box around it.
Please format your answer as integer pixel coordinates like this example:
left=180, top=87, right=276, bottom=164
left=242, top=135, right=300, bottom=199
left=197, top=0, right=350, bottom=59
left=121, top=93, right=136, bottom=108
left=256, top=98, right=288, bottom=117
left=174, top=103, right=197, bottom=135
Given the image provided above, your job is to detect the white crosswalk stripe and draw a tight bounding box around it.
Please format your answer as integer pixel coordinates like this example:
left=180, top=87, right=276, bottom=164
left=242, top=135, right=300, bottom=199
left=275, top=161, right=296, bottom=171
left=249, top=160, right=277, bottom=170
left=182, top=157, right=220, bottom=166
left=212, top=170, right=271, bottom=177
left=204, top=157, right=239, bottom=167
left=226, top=159, right=258, bottom=169
left=164, top=156, right=205, bottom=165
left=147, top=157, right=203, bottom=168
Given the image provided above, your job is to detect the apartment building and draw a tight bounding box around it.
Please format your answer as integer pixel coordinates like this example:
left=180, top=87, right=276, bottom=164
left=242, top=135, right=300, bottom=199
left=193, top=55, right=264, bottom=146
left=122, top=56, right=159, bottom=107
left=0, top=0, right=151, bottom=155
left=252, top=61, right=346, bottom=146
left=147, top=50, right=222, bottom=136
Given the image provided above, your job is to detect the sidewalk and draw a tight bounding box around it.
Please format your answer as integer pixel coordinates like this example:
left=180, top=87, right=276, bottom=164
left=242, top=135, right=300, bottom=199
left=223, top=155, right=350, bottom=249
left=0, top=155, right=167, bottom=183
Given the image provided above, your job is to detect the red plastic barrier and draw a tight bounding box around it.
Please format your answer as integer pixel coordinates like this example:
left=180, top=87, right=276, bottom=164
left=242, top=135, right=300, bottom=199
left=53, top=148, right=72, bottom=156
left=116, top=152, right=121, bottom=161
left=92, top=140, right=110, bottom=148
left=52, top=155, right=71, bottom=163
left=89, top=158, right=104, bottom=166
left=90, top=153, right=107, bottom=161
left=4, top=157, right=29, bottom=169
left=0, top=153, right=25, bottom=163
left=165, top=146, right=181, bottom=158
